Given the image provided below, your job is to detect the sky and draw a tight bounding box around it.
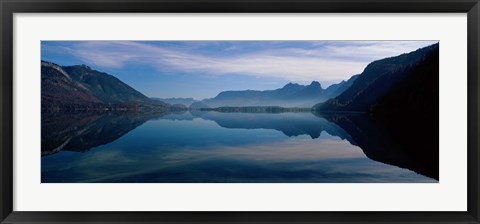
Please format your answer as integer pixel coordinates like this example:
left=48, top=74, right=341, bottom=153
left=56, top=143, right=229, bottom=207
left=41, top=40, right=438, bottom=100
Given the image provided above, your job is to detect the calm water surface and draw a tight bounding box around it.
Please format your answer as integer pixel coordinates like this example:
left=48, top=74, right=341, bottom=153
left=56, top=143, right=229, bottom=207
left=41, top=111, right=437, bottom=183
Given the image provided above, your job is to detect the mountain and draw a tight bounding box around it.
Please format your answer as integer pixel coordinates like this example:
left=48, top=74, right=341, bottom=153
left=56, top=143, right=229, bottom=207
left=288, top=81, right=324, bottom=99
left=41, top=61, right=168, bottom=111
left=61, top=64, right=153, bottom=104
left=322, top=74, right=360, bottom=99
left=313, top=43, right=439, bottom=113
left=312, top=43, right=439, bottom=179
left=152, top=97, right=198, bottom=106
left=202, top=77, right=358, bottom=108
left=41, top=61, right=104, bottom=110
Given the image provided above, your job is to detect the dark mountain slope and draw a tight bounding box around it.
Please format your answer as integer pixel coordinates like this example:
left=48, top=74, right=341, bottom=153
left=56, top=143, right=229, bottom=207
left=370, top=46, right=439, bottom=175
left=312, top=43, right=439, bottom=180
left=314, top=43, right=439, bottom=113
left=41, top=61, right=169, bottom=111
left=62, top=64, right=152, bottom=104
left=42, top=61, right=104, bottom=110
left=322, top=74, right=359, bottom=99
left=371, top=46, right=439, bottom=118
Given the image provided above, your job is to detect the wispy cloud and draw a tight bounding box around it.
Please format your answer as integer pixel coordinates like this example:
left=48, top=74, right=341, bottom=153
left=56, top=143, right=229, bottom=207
left=46, top=40, right=437, bottom=82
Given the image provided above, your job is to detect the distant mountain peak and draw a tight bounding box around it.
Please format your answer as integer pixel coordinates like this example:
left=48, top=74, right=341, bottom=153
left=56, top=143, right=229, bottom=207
left=65, top=64, right=96, bottom=74
left=284, top=82, right=301, bottom=88
left=201, top=78, right=359, bottom=108
left=41, top=60, right=72, bottom=81
left=309, top=81, right=322, bottom=88
left=74, top=64, right=95, bottom=71
left=153, top=97, right=198, bottom=106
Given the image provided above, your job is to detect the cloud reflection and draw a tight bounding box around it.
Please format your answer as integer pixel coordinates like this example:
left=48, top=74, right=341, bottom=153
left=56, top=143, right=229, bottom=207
left=42, top=131, right=435, bottom=183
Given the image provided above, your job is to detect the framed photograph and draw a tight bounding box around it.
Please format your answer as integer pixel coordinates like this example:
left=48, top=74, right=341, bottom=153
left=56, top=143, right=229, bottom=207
left=1, top=0, right=479, bottom=223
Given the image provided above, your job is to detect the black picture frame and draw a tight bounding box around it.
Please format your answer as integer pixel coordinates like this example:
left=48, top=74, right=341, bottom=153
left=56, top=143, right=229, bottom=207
left=1, top=0, right=479, bottom=223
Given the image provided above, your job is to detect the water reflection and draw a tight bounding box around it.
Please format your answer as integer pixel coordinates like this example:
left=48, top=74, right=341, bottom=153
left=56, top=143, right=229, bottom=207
left=41, top=111, right=166, bottom=156
left=317, top=113, right=439, bottom=181
left=41, top=110, right=438, bottom=183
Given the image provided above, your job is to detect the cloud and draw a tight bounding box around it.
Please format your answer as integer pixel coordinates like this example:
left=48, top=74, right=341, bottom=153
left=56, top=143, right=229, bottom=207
left=316, top=41, right=438, bottom=60
left=158, top=52, right=367, bottom=81
left=44, top=135, right=435, bottom=183
left=61, top=40, right=437, bottom=82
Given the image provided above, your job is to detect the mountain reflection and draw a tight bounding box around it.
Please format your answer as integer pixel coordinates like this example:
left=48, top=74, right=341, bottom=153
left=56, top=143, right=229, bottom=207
left=315, top=113, right=439, bottom=180
left=41, top=111, right=167, bottom=156
left=42, top=110, right=438, bottom=181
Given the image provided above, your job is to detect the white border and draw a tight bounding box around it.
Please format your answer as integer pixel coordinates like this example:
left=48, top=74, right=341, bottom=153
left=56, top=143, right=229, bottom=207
left=13, top=13, right=467, bottom=211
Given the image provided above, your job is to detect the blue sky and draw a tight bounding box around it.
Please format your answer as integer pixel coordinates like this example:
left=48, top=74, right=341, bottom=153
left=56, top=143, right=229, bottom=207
left=41, top=41, right=437, bottom=100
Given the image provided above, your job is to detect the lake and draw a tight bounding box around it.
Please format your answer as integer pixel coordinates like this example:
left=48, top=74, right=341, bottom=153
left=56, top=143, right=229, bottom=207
left=41, top=111, right=438, bottom=183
